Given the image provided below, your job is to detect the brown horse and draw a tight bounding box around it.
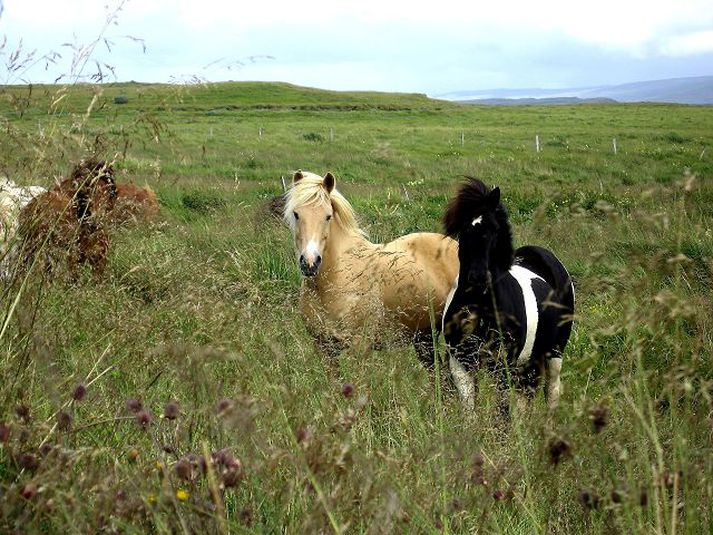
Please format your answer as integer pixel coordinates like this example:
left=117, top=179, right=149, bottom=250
left=18, top=158, right=117, bottom=278
left=284, top=170, right=459, bottom=365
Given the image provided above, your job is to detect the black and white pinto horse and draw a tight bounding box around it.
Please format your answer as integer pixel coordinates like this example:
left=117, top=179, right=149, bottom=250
left=442, top=178, right=575, bottom=413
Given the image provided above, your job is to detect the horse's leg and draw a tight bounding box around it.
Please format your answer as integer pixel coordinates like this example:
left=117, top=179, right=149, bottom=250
left=413, top=329, right=435, bottom=370
left=545, top=357, right=563, bottom=410
left=315, top=333, right=344, bottom=360
left=493, top=370, right=512, bottom=420
left=448, top=351, right=477, bottom=410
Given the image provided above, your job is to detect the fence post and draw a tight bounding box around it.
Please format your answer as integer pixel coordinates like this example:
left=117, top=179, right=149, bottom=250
left=535, top=135, right=540, bottom=153
left=461, top=132, right=465, bottom=147
left=613, top=138, right=618, bottom=154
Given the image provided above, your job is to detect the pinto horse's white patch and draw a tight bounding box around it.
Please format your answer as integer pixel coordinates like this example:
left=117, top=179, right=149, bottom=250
left=509, top=265, right=545, bottom=367
left=442, top=275, right=459, bottom=332
left=471, top=215, right=483, bottom=226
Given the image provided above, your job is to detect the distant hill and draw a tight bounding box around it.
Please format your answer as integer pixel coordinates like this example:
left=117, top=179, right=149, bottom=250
left=470, top=97, right=617, bottom=106
left=439, top=76, right=713, bottom=105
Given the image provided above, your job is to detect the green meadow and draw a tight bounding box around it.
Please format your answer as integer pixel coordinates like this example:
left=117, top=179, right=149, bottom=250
left=1, top=81, right=712, bottom=533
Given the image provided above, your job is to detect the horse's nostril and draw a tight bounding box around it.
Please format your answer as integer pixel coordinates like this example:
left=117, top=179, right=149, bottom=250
left=315, top=255, right=322, bottom=266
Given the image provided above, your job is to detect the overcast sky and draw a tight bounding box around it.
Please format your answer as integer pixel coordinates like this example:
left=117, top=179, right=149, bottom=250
left=1, top=0, right=712, bottom=95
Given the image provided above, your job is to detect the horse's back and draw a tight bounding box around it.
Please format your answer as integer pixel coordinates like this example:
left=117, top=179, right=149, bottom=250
left=514, top=245, right=575, bottom=353
left=382, top=232, right=457, bottom=282
left=377, top=232, right=459, bottom=329
left=514, top=245, right=573, bottom=307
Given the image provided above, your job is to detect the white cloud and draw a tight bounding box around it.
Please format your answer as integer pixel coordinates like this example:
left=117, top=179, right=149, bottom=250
left=1, top=0, right=712, bottom=89
left=660, top=30, right=713, bottom=57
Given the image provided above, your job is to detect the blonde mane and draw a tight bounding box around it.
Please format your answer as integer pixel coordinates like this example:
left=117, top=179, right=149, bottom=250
left=283, top=171, right=365, bottom=237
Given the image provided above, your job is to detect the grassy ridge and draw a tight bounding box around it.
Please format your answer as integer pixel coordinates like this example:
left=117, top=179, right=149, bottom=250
left=0, top=82, right=712, bottom=533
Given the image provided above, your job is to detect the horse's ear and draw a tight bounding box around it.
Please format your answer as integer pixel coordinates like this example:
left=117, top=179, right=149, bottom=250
left=293, top=170, right=304, bottom=183
left=323, top=172, right=335, bottom=193
left=487, top=187, right=500, bottom=209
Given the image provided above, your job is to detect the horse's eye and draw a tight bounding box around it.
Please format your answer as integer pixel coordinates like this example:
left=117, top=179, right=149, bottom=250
left=326, top=214, right=332, bottom=221
left=293, top=211, right=299, bottom=220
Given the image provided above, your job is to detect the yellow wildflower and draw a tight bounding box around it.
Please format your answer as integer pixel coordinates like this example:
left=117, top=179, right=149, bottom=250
left=176, top=489, right=189, bottom=502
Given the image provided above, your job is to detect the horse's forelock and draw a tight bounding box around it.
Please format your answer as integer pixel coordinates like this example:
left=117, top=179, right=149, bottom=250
left=443, top=177, right=492, bottom=237
left=284, top=172, right=364, bottom=236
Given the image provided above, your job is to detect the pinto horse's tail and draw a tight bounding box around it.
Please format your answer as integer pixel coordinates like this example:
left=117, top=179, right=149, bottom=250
left=514, top=244, right=575, bottom=347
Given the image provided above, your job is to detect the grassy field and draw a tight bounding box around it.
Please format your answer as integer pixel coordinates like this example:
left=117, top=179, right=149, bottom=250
left=1, top=81, right=712, bottom=533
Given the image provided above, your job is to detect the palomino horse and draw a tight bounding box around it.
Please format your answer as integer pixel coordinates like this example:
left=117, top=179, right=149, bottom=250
left=18, top=158, right=117, bottom=278
left=284, top=170, right=459, bottom=365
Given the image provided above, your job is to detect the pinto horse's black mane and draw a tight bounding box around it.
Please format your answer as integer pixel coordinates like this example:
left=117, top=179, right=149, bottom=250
left=443, top=176, right=515, bottom=271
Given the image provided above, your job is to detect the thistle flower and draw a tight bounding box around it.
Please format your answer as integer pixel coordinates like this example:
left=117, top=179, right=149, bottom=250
left=578, top=489, right=600, bottom=511
left=135, top=410, right=152, bottom=429
left=341, top=383, right=354, bottom=398
left=72, top=384, right=87, bottom=401
left=15, top=404, right=30, bottom=422
left=19, top=453, right=39, bottom=471
left=548, top=437, right=573, bottom=466
left=216, top=398, right=233, bottom=414
left=589, top=404, right=609, bottom=433
left=126, top=398, right=143, bottom=414
left=20, top=483, right=38, bottom=500
left=163, top=400, right=180, bottom=420
left=175, top=458, right=196, bottom=481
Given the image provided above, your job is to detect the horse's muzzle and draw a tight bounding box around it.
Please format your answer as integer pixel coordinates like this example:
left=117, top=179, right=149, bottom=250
left=299, top=254, right=321, bottom=277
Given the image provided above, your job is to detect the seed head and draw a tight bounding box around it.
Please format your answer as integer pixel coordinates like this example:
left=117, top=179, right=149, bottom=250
left=135, top=410, right=152, bottom=429
left=341, top=383, right=354, bottom=398
left=611, top=489, right=625, bottom=504
left=126, top=398, right=143, bottom=413
left=295, top=426, right=312, bottom=445
left=72, top=384, right=87, bottom=401
left=57, top=410, right=73, bottom=431
left=589, top=404, right=609, bottom=433
left=163, top=400, right=180, bottom=420
left=19, top=453, right=39, bottom=471
left=20, top=483, right=38, bottom=500
left=548, top=437, right=573, bottom=466
left=216, top=398, right=233, bottom=414
left=127, top=447, right=140, bottom=462
left=15, top=404, right=30, bottom=422
left=175, top=458, right=196, bottom=481
left=578, top=489, right=600, bottom=511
